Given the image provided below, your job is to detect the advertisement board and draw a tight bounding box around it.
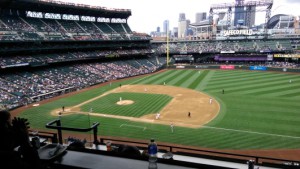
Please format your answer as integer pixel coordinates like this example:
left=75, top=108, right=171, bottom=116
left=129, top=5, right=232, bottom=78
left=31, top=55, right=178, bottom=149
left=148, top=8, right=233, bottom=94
left=249, top=66, right=267, bottom=71
left=176, top=66, right=185, bottom=69
left=220, top=65, right=235, bottom=70
left=195, top=65, right=209, bottom=69
left=267, top=54, right=273, bottom=61
left=274, top=54, right=300, bottom=58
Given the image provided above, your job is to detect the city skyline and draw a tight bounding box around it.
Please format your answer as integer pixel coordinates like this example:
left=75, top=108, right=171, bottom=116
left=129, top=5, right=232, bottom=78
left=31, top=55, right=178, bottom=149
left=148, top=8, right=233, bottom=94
left=52, top=0, right=299, bottom=33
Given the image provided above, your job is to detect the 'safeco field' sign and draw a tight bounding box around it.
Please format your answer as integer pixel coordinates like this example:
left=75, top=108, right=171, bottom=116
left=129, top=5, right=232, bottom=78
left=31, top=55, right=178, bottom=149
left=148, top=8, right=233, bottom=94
left=222, top=29, right=253, bottom=36
left=220, top=65, right=235, bottom=70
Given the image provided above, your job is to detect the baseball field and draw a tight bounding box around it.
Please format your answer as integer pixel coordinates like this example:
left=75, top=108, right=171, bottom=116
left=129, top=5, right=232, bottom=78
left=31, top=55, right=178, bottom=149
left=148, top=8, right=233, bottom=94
left=16, top=69, right=300, bottom=152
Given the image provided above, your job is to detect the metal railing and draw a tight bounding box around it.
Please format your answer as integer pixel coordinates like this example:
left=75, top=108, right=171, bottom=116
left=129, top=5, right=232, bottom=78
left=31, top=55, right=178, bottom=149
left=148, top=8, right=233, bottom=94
left=45, top=119, right=100, bottom=149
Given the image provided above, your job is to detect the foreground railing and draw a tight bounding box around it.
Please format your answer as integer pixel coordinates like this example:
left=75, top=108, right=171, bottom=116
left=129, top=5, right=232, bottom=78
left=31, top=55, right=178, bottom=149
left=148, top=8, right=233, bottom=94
left=45, top=119, right=100, bottom=149
left=99, top=137, right=300, bottom=169
left=44, top=119, right=300, bottom=168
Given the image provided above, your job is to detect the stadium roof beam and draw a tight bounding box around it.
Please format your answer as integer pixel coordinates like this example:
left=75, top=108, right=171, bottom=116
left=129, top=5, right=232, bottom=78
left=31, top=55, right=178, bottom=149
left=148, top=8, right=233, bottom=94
left=264, top=3, right=273, bottom=39
left=227, top=7, right=232, bottom=28
left=208, top=0, right=273, bottom=38
left=210, top=0, right=273, bottom=10
left=0, top=0, right=131, bottom=19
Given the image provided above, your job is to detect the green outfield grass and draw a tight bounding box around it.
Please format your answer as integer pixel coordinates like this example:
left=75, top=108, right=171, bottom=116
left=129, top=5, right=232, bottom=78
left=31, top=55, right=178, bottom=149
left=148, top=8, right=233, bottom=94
left=81, top=92, right=172, bottom=117
left=19, top=69, right=300, bottom=150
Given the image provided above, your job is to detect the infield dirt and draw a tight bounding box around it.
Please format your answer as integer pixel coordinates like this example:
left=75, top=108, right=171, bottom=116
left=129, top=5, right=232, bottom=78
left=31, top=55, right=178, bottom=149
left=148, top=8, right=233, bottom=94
left=51, top=84, right=220, bottom=128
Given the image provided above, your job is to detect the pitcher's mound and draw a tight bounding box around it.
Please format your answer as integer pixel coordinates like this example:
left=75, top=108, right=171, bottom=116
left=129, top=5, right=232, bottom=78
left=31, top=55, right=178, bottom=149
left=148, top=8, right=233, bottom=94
left=116, top=100, right=134, bottom=105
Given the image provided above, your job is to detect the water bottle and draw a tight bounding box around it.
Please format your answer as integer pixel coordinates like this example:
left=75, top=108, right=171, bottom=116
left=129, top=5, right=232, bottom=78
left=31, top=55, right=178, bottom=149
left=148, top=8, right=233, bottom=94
left=247, top=160, right=254, bottom=169
left=148, top=138, right=158, bottom=169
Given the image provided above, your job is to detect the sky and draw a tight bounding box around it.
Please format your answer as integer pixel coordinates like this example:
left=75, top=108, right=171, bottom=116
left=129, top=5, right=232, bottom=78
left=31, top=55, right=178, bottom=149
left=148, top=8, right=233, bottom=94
left=56, top=0, right=300, bottom=34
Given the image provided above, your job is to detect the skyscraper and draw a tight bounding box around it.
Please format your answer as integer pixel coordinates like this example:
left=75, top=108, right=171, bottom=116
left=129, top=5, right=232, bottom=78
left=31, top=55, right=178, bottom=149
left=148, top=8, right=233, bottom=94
left=178, top=20, right=190, bottom=38
left=173, top=27, right=178, bottom=38
left=179, top=13, right=186, bottom=22
left=234, top=0, right=245, bottom=26
left=157, top=27, right=160, bottom=33
left=178, top=13, right=186, bottom=39
left=195, top=12, right=207, bottom=23
left=163, top=20, right=169, bottom=34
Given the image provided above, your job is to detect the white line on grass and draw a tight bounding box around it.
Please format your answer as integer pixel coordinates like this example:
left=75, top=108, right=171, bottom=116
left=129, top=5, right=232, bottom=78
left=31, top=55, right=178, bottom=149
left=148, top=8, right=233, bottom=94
left=120, top=124, right=146, bottom=130
left=202, top=126, right=300, bottom=139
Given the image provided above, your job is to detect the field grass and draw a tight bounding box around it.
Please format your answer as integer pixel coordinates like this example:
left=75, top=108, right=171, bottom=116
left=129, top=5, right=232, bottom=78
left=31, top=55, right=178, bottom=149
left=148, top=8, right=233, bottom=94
left=81, top=92, right=172, bottom=117
left=19, top=69, right=300, bottom=150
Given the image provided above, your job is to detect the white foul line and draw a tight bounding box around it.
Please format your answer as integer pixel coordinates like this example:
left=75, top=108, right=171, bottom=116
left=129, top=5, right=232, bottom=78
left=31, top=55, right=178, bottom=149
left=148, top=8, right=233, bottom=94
left=120, top=124, right=146, bottom=131
left=202, top=125, right=300, bottom=139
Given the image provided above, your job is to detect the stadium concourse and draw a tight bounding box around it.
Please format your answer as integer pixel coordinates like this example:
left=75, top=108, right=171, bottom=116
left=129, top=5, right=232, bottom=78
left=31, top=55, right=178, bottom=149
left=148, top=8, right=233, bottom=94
left=1, top=0, right=300, bottom=168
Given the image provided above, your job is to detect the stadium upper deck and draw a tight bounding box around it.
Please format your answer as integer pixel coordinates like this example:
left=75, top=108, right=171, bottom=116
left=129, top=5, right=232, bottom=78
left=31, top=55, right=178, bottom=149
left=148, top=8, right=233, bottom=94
left=0, top=0, right=150, bottom=41
left=0, top=0, right=299, bottom=110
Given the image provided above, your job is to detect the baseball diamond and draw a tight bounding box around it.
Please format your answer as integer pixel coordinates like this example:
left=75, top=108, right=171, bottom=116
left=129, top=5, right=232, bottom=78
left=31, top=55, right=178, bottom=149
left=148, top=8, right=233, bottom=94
left=14, top=69, right=300, bottom=161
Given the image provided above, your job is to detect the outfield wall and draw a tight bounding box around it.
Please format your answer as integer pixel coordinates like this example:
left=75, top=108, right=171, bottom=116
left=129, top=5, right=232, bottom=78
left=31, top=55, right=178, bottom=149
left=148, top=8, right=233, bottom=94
left=170, top=65, right=300, bottom=73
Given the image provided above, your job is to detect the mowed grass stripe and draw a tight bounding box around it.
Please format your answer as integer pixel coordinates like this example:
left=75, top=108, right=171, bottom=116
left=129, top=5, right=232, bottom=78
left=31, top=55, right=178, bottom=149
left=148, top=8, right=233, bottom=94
left=233, top=78, right=300, bottom=95
left=187, top=70, right=209, bottom=89
left=177, top=71, right=204, bottom=88
left=81, top=92, right=172, bottom=117
left=227, top=107, right=300, bottom=130
left=208, top=76, right=300, bottom=94
left=172, top=70, right=196, bottom=86
left=210, top=71, right=276, bottom=82
left=225, top=94, right=300, bottom=111
left=130, top=94, right=170, bottom=117
left=196, top=70, right=216, bottom=90
left=160, top=70, right=187, bottom=85
left=205, top=74, right=296, bottom=92
left=125, top=93, right=172, bottom=117
left=207, top=72, right=284, bottom=86
left=210, top=70, right=298, bottom=84
left=249, top=83, right=300, bottom=96
left=209, top=71, right=282, bottom=82
left=271, top=82, right=300, bottom=97
left=205, top=74, right=279, bottom=90
left=211, top=70, right=255, bottom=78
left=280, top=90, right=300, bottom=97
left=133, top=70, right=174, bottom=84
left=146, top=70, right=181, bottom=84
left=128, top=94, right=169, bottom=117
left=212, top=95, right=300, bottom=135
left=166, top=70, right=194, bottom=86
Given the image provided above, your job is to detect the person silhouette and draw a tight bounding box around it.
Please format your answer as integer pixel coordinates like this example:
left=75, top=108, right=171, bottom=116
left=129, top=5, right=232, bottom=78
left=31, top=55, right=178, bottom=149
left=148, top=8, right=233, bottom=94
left=0, top=110, right=40, bottom=169
left=170, top=123, right=174, bottom=133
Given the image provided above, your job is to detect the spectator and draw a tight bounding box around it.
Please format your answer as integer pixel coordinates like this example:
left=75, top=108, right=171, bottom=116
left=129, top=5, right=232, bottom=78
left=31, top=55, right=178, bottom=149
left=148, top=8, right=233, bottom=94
left=117, top=144, right=141, bottom=158
left=0, top=110, right=40, bottom=169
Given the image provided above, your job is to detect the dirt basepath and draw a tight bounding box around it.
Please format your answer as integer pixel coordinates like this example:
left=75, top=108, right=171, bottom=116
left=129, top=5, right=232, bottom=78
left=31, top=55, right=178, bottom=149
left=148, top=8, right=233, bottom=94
left=51, top=84, right=219, bottom=128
